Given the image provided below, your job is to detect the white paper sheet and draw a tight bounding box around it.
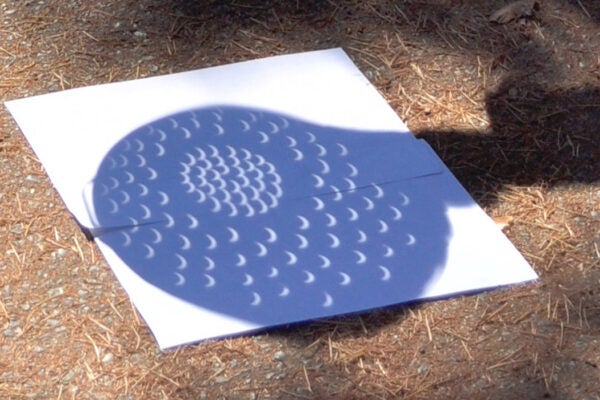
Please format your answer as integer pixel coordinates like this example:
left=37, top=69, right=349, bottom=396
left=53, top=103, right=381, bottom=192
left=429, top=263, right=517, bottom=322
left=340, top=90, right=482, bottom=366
left=5, top=48, right=537, bottom=349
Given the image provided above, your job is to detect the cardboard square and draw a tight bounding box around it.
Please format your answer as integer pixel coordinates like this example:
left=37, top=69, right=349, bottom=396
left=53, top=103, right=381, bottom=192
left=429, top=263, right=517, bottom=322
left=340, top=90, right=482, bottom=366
left=5, top=49, right=537, bottom=349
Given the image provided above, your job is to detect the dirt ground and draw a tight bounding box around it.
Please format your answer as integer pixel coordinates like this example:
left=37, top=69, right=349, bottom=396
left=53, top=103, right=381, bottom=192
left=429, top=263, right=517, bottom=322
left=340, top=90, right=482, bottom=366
left=1, top=0, right=599, bottom=399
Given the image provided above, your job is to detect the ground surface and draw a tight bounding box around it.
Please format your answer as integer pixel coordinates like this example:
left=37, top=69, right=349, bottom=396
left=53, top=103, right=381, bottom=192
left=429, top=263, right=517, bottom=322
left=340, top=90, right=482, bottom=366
left=1, top=0, right=599, bottom=399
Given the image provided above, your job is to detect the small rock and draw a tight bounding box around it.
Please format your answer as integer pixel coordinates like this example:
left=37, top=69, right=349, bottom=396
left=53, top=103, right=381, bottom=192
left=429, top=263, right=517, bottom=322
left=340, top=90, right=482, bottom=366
left=102, top=353, right=114, bottom=363
left=273, top=350, right=285, bottom=362
left=417, top=364, right=429, bottom=374
left=46, top=319, right=61, bottom=328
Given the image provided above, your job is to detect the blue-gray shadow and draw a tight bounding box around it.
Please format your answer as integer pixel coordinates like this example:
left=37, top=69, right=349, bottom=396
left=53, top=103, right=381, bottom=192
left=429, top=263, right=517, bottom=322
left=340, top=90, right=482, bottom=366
left=90, top=105, right=472, bottom=327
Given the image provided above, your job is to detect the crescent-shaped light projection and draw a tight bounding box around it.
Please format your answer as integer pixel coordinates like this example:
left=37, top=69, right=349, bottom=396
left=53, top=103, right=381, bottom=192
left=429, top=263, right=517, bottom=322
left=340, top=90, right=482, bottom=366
left=174, top=272, right=186, bottom=286
left=286, top=251, right=298, bottom=265
left=190, top=117, right=200, bottom=129
left=180, top=126, right=191, bottom=139
left=244, top=203, right=256, bottom=218
left=128, top=217, right=139, bottom=233
left=99, top=183, right=109, bottom=196
left=158, top=191, right=169, bottom=206
left=138, top=183, right=149, bottom=196
left=151, top=228, right=162, bottom=244
left=347, top=162, right=358, bottom=177
left=118, top=154, right=128, bottom=168
left=322, top=292, right=334, bottom=307
left=213, top=123, right=225, bottom=135
left=163, top=212, right=175, bottom=228
left=268, top=121, right=279, bottom=134
left=195, top=188, right=207, bottom=203
left=236, top=254, right=247, bottom=267
left=256, top=242, right=268, bottom=257
left=250, top=292, right=261, bottom=306
left=168, top=117, right=179, bottom=129
left=258, top=131, right=269, bottom=143
left=379, top=220, right=389, bottom=233
left=312, top=174, right=325, bottom=188
left=390, top=206, right=402, bottom=220
left=239, top=148, right=252, bottom=161
left=195, top=146, right=207, bottom=161
left=144, top=243, right=155, bottom=259
left=187, top=213, right=199, bottom=229
left=339, top=272, right=351, bottom=286
left=207, top=144, right=220, bottom=157
left=243, top=273, right=254, bottom=286
left=204, top=274, right=216, bottom=288
left=210, top=197, right=222, bottom=213
left=347, top=207, right=359, bottom=221
left=336, top=142, right=349, bottom=156
left=212, top=110, right=223, bottom=121
left=286, top=136, right=297, bottom=147
left=265, top=227, right=278, bottom=243
left=303, top=270, right=315, bottom=284
left=298, top=215, right=310, bottom=230
left=255, top=198, right=269, bottom=214
left=354, top=250, right=367, bottom=264
left=134, top=138, right=145, bottom=152
left=124, top=171, right=135, bottom=184
left=136, top=154, right=147, bottom=167
left=204, top=256, right=215, bottom=271
left=226, top=145, right=236, bottom=158
left=121, top=139, right=131, bottom=152
left=363, top=196, right=374, bottom=211
left=147, top=167, right=158, bottom=180
left=372, top=183, right=384, bottom=199
left=379, top=266, right=391, bottom=281
left=240, top=119, right=251, bottom=132
left=278, top=117, right=289, bottom=129
left=180, top=168, right=191, bottom=181
left=108, top=177, right=119, bottom=190
left=325, top=213, right=337, bottom=227
left=184, top=152, right=196, bottom=166
left=206, top=234, right=217, bottom=250
left=292, top=148, right=304, bottom=161
left=176, top=254, right=188, bottom=270
left=383, top=245, right=394, bottom=257
left=319, top=255, right=331, bottom=269
left=155, top=128, right=167, bottom=141
left=305, top=131, right=316, bottom=143
left=155, top=142, right=166, bottom=156
left=121, top=232, right=131, bottom=247
left=108, top=199, right=119, bottom=214
left=399, top=192, right=410, bottom=206
left=237, top=171, right=251, bottom=188
left=107, top=156, right=118, bottom=169
left=296, top=234, right=309, bottom=249
left=358, top=230, right=368, bottom=243
left=179, top=234, right=191, bottom=250
left=268, top=267, right=279, bottom=278
left=315, top=144, right=327, bottom=157
left=140, top=204, right=152, bottom=219
left=328, top=233, right=340, bottom=248
left=331, top=186, right=343, bottom=201
left=318, top=159, right=330, bottom=174
left=344, top=178, right=357, bottom=192
left=227, top=227, right=240, bottom=243
left=313, top=197, right=325, bottom=211
left=279, top=286, right=290, bottom=297
left=406, top=234, right=416, bottom=246
left=227, top=201, right=239, bottom=217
